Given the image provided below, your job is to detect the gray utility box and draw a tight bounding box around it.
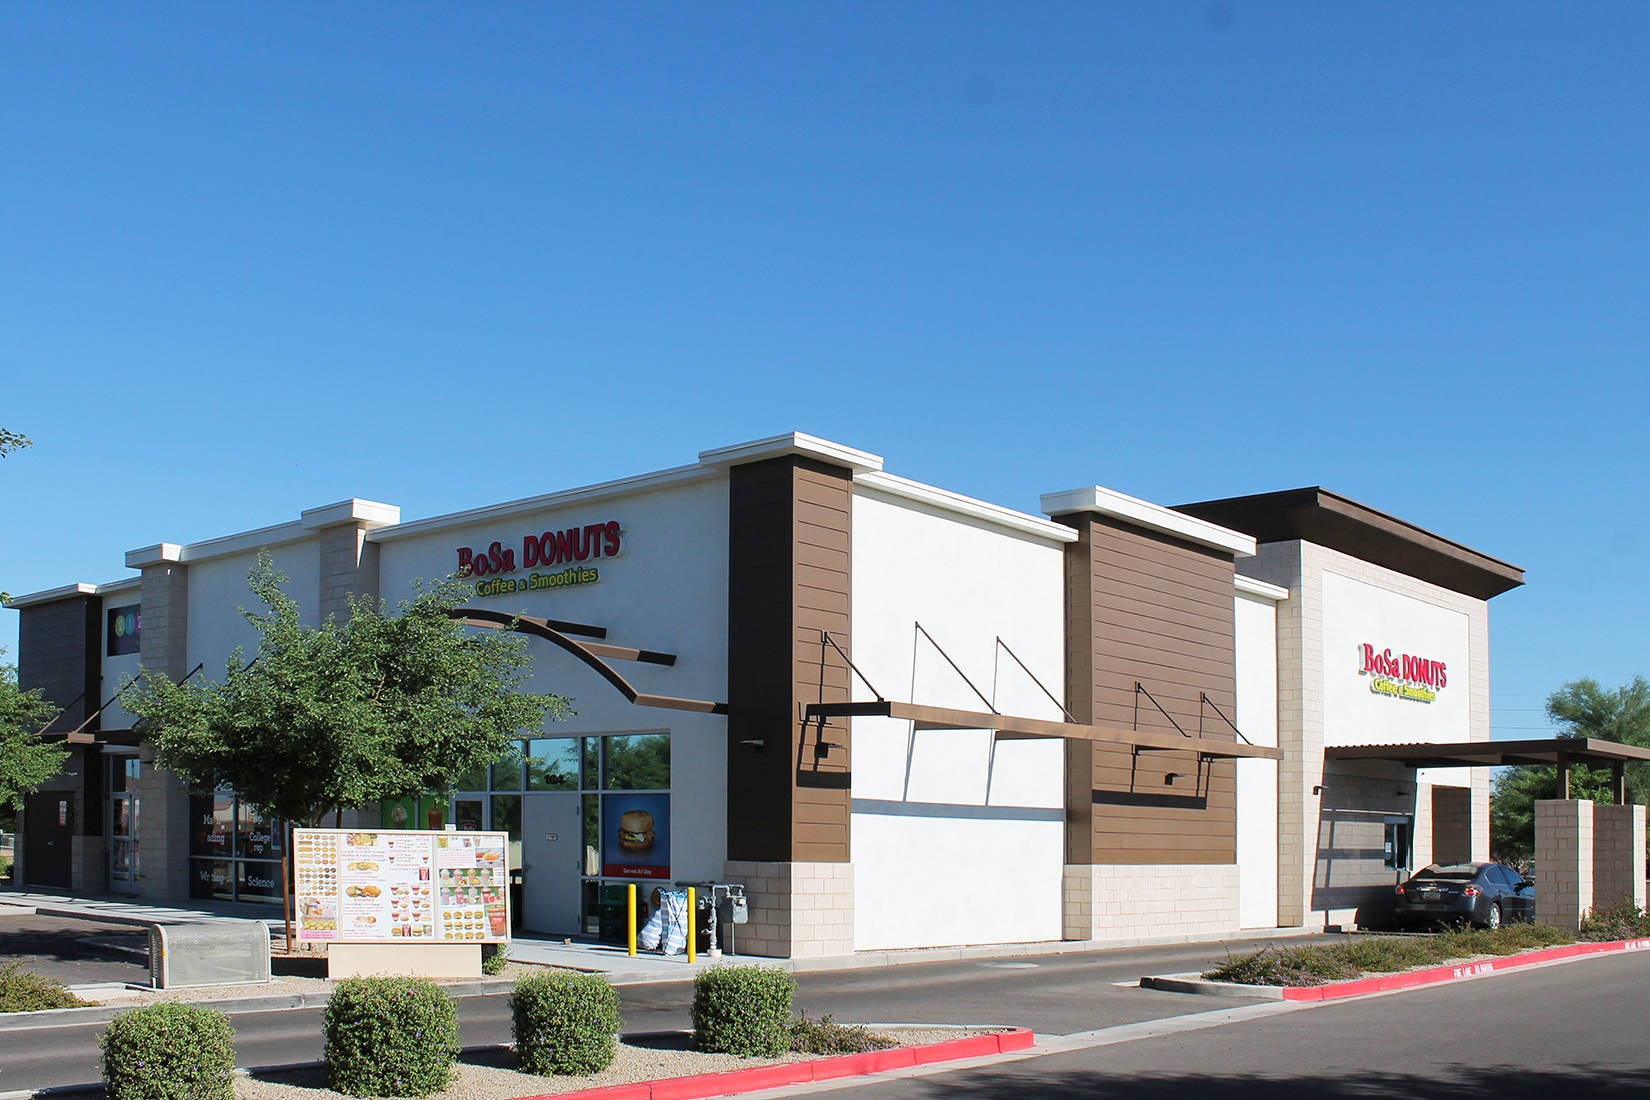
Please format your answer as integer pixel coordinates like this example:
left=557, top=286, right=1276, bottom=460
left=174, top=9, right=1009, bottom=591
left=149, top=921, right=272, bottom=989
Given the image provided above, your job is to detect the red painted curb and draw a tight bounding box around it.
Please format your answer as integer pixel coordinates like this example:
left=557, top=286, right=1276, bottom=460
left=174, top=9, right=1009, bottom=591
left=911, top=1033, right=999, bottom=1065
left=507, top=1028, right=1035, bottom=1100
left=1279, top=937, right=1650, bottom=1002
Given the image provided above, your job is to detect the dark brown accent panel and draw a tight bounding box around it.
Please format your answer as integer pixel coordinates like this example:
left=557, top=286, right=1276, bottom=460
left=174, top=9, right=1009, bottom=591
left=727, top=457, right=853, bottom=864
left=1177, top=487, right=1524, bottom=599
left=1063, top=516, right=1238, bottom=865
left=17, top=596, right=101, bottom=734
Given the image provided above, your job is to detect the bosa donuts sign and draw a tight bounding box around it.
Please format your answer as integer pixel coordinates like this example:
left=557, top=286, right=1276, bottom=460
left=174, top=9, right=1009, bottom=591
left=455, top=520, right=623, bottom=597
left=1358, top=642, right=1448, bottom=704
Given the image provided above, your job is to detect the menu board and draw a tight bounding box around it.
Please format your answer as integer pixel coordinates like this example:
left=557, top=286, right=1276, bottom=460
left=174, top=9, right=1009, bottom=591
left=294, top=829, right=510, bottom=944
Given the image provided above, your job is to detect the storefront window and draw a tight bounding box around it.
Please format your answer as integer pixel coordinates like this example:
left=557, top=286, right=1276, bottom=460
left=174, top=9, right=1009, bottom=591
left=453, top=731, right=671, bottom=941
left=193, top=859, right=235, bottom=902
left=189, top=791, right=284, bottom=904
left=490, top=794, right=523, bottom=841
left=491, top=794, right=523, bottom=872
left=108, top=756, right=141, bottom=793
left=190, top=793, right=236, bottom=860
left=528, top=738, right=582, bottom=790
left=239, top=805, right=283, bottom=861
left=491, top=743, right=526, bottom=791
left=454, top=798, right=484, bottom=831
left=602, top=734, right=669, bottom=791
left=455, top=760, right=490, bottom=791
left=237, top=860, right=282, bottom=903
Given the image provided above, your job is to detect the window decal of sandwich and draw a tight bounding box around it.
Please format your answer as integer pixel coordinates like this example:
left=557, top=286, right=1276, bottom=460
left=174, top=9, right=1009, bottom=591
left=601, top=792, right=671, bottom=879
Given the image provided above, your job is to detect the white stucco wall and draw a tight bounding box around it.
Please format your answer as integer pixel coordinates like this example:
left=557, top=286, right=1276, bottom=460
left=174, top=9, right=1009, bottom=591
left=372, top=473, right=731, bottom=883
left=849, top=486, right=1068, bottom=951
left=185, top=541, right=321, bottom=678
left=1234, top=589, right=1280, bottom=928
left=1320, top=570, right=1471, bottom=748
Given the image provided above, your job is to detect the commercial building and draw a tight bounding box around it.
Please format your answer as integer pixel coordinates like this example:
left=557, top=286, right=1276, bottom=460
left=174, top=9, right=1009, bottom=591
left=6, top=433, right=1524, bottom=955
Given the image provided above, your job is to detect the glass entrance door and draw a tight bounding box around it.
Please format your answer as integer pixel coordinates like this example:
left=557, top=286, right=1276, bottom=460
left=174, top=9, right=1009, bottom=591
left=107, top=755, right=141, bottom=889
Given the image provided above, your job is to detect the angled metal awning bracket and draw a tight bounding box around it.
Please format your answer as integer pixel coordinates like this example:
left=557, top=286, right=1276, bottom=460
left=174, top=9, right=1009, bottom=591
left=915, top=622, right=997, bottom=715
left=820, top=630, right=883, bottom=703
left=1133, top=682, right=1191, bottom=739
left=993, top=636, right=1075, bottom=722
left=1199, top=692, right=1254, bottom=746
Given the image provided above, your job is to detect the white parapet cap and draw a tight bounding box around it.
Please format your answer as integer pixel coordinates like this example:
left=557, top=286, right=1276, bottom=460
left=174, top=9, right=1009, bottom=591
left=129, top=522, right=305, bottom=566
left=5, top=576, right=146, bottom=609
left=1235, top=574, right=1291, bottom=601
left=300, top=499, right=401, bottom=531
left=116, top=501, right=401, bottom=568
left=371, top=463, right=717, bottom=542
left=697, top=431, right=884, bottom=474
left=124, top=542, right=184, bottom=568
left=856, top=471, right=1079, bottom=544
left=1040, top=485, right=1257, bottom=558
left=4, top=582, right=98, bottom=609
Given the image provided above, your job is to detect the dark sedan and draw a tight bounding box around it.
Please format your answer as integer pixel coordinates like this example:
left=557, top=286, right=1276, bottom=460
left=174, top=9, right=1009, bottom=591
left=1393, top=862, right=1534, bottom=929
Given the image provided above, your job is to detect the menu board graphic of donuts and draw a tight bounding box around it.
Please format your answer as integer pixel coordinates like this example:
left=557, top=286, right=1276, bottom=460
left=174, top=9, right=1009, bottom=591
left=294, top=829, right=510, bottom=944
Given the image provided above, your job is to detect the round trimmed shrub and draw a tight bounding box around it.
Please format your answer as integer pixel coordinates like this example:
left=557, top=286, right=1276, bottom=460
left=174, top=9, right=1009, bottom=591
left=323, top=976, right=459, bottom=1097
left=691, top=965, right=796, bottom=1057
left=511, top=972, right=621, bottom=1075
left=101, top=1002, right=236, bottom=1100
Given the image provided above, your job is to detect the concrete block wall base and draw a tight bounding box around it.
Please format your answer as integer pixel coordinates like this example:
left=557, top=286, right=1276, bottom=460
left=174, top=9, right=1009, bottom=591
left=1063, top=863, right=1239, bottom=942
left=1592, top=804, right=1647, bottom=912
left=722, top=860, right=853, bottom=958
left=1536, top=799, right=1595, bottom=931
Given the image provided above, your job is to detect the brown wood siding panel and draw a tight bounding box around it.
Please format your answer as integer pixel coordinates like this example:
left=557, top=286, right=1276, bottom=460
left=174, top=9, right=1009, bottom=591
left=1064, top=516, right=1239, bottom=865
left=727, top=455, right=854, bottom=865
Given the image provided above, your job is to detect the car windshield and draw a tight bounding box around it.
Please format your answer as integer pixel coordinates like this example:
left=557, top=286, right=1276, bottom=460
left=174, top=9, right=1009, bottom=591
left=1412, top=864, right=1483, bottom=881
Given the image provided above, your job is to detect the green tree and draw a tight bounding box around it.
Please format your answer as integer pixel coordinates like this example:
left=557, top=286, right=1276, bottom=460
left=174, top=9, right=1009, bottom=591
left=125, top=555, right=571, bottom=826
left=0, top=659, right=67, bottom=811
left=1490, top=676, right=1650, bottom=863
left=1, top=426, right=32, bottom=603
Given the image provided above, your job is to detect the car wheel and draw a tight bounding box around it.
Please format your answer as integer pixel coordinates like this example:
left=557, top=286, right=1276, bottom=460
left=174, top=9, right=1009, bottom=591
left=1485, top=902, right=1502, bottom=930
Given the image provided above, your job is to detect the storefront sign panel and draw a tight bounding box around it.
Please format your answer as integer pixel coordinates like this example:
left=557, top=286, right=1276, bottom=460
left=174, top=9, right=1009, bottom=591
left=107, top=605, right=141, bottom=656
left=454, top=521, right=623, bottom=598
left=294, top=829, right=510, bottom=945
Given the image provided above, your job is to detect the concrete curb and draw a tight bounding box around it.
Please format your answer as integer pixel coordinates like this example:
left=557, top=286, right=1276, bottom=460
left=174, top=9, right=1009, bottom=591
left=1141, top=936, right=1650, bottom=1002
left=503, top=1029, right=1036, bottom=1100
left=1135, top=972, right=1285, bottom=999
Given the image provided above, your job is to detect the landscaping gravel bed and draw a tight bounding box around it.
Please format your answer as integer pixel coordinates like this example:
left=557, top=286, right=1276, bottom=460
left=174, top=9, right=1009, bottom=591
left=235, top=1028, right=989, bottom=1100
left=72, top=962, right=558, bottom=1007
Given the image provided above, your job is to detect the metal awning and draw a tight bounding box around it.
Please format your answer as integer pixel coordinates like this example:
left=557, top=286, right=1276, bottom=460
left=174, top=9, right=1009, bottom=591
left=804, top=700, right=1282, bottom=760
left=1326, top=738, right=1650, bottom=801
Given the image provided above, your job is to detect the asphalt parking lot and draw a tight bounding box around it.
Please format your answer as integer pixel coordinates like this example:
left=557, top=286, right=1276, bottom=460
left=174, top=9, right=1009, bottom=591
left=0, top=911, right=149, bottom=987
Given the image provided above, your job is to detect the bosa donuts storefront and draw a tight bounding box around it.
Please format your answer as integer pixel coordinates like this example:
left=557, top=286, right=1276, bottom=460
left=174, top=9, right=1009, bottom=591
left=8, top=434, right=1525, bottom=956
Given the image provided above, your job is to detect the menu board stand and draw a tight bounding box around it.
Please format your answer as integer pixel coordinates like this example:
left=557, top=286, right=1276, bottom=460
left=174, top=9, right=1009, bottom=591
left=293, top=828, right=510, bottom=978
left=328, top=942, right=482, bottom=979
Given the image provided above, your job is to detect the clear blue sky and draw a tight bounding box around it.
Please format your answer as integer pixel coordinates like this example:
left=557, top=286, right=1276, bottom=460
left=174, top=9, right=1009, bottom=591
left=4, top=3, right=1646, bottom=739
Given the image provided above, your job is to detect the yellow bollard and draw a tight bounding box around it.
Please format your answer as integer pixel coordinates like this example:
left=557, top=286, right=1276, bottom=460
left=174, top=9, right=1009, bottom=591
left=687, top=887, right=697, bottom=964
left=627, top=883, right=637, bottom=957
